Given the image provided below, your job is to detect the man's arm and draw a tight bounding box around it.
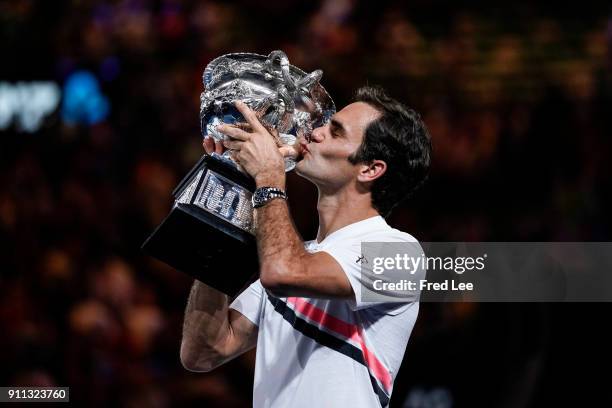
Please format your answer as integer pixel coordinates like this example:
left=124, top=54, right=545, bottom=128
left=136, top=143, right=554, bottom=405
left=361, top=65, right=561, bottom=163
left=217, top=101, right=353, bottom=299
left=180, top=280, right=258, bottom=372
left=255, top=198, right=353, bottom=298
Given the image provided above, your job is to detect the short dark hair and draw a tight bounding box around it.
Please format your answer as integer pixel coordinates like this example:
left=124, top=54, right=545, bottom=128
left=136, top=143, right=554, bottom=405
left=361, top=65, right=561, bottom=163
left=348, top=86, right=432, bottom=217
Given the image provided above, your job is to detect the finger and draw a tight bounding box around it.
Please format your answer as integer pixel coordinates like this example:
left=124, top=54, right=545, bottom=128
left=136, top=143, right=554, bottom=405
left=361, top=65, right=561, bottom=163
left=217, top=124, right=250, bottom=141
left=223, top=139, right=244, bottom=150
left=261, top=123, right=282, bottom=146
left=203, top=136, right=215, bottom=154
left=234, top=100, right=265, bottom=132
left=234, top=122, right=253, bottom=132
left=279, top=145, right=300, bottom=159
left=214, top=139, right=224, bottom=154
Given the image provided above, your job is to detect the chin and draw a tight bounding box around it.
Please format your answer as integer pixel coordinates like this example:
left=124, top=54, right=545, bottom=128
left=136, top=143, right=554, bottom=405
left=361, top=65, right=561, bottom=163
left=295, top=160, right=315, bottom=181
left=294, top=161, right=308, bottom=177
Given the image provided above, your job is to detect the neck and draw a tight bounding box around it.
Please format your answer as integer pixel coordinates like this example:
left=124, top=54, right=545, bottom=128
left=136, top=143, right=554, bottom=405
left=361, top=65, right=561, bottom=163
left=315, top=186, right=380, bottom=243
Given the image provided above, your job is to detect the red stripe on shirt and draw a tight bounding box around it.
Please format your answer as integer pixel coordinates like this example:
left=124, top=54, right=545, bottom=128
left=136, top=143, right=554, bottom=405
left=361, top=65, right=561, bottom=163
left=286, top=297, right=392, bottom=392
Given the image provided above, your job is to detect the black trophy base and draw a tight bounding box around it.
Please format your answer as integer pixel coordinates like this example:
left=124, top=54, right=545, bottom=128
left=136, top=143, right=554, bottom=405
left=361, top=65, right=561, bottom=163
left=142, top=203, right=258, bottom=296
left=141, top=155, right=259, bottom=297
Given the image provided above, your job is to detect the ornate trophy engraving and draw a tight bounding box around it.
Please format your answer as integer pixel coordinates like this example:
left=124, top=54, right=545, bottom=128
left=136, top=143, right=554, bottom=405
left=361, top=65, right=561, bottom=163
left=142, top=50, right=335, bottom=295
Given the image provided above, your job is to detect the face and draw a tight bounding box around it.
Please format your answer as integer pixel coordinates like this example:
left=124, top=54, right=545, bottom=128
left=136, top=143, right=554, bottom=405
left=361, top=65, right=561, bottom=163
left=295, top=102, right=381, bottom=189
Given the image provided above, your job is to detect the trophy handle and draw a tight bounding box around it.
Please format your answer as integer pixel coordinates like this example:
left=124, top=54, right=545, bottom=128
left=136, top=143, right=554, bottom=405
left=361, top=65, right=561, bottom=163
left=296, top=69, right=323, bottom=93
left=276, top=84, right=295, bottom=114
left=265, top=50, right=294, bottom=90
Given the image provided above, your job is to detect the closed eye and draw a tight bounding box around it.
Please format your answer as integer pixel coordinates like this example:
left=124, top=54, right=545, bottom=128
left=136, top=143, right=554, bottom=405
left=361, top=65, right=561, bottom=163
left=329, top=119, right=345, bottom=138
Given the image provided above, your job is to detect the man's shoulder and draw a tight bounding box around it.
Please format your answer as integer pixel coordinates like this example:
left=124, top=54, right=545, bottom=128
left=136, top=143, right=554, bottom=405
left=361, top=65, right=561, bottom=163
left=348, top=222, right=420, bottom=245
left=380, top=226, right=419, bottom=243
left=308, top=216, right=421, bottom=253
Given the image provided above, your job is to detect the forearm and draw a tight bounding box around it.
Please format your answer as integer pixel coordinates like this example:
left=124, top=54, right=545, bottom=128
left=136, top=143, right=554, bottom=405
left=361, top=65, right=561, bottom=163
left=181, top=280, right=232, bottom=370
left=252, top=183, right=353, bottom=298
left=255, top=198, right=308, bottom=290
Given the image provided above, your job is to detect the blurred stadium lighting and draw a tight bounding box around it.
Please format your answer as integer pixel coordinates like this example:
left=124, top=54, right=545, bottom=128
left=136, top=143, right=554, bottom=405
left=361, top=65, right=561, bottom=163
left=0, top=81, right=61, bottom=133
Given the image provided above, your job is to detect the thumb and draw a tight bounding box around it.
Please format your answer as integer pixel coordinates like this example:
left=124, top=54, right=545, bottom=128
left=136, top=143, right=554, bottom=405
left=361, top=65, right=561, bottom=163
left=279, top=145, right=301, bottom=159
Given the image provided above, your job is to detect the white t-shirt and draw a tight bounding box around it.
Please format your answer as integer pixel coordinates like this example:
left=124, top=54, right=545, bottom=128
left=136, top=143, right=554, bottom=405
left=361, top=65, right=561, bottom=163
left=230, top=216, right=424, bottom=408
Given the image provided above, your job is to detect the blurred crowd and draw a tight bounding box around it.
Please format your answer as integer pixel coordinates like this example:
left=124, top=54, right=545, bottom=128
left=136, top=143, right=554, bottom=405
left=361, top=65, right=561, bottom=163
left=1, top=0, right=611, bottom=406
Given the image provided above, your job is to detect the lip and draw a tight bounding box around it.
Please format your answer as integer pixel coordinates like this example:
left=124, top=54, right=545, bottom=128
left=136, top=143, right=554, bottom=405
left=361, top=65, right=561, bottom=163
left=299, top=143, right=310, bottom=155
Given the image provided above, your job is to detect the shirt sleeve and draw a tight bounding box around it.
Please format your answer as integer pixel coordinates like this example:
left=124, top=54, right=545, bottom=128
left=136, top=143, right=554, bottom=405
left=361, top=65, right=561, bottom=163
left=323, top=236, right=424, bottom=311
left=229, top=279, right=264, bottom=326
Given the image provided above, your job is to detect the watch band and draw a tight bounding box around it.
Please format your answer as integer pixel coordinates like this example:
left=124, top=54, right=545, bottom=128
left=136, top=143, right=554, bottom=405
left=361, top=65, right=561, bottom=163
left=252, top=187, right=287, bottom=208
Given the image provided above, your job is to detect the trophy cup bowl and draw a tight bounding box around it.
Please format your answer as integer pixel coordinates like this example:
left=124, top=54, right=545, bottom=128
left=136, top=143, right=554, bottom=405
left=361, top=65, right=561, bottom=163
left=142, top=50, right=335, bottom=295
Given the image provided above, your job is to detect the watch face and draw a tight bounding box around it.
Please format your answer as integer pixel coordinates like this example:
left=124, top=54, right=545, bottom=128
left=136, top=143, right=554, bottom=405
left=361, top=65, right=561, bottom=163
left=254, top=189, right=265, bottom=204
left=252, top=187, right=285, bottom=208
left=252, top=188, right=268, bottom=207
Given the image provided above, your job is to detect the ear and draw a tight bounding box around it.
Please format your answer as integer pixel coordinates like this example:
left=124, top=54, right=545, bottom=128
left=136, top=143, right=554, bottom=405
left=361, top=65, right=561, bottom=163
left=356, top=160, right=387, bottom=183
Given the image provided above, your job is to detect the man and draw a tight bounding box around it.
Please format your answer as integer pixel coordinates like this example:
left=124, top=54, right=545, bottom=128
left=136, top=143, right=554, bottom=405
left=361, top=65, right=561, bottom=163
left=180, top=86, right=432, bottom=407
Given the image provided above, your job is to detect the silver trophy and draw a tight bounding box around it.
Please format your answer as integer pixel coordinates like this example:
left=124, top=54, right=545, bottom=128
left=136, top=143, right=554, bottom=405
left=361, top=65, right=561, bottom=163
left=142, top=50, right=335, bottom=295
left=201, top=50, right=335, bottom=172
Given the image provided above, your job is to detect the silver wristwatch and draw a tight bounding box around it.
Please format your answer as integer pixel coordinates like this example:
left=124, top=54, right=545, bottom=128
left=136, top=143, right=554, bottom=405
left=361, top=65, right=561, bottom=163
left=252, top=187, right=287, bottom=208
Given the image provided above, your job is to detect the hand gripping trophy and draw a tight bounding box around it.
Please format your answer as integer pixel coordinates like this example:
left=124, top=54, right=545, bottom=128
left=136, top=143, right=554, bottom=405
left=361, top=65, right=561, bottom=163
left=142, top=50, right=335, bottom=295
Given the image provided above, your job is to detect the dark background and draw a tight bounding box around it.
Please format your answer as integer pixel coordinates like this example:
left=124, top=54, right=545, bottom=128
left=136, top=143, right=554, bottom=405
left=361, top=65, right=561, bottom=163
left=1, top=0, right=611, bottom=406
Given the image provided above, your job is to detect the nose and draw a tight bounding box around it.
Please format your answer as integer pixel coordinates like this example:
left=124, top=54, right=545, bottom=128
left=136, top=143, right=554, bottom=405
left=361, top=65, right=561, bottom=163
left=308, top=125, right=325, bottom=143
